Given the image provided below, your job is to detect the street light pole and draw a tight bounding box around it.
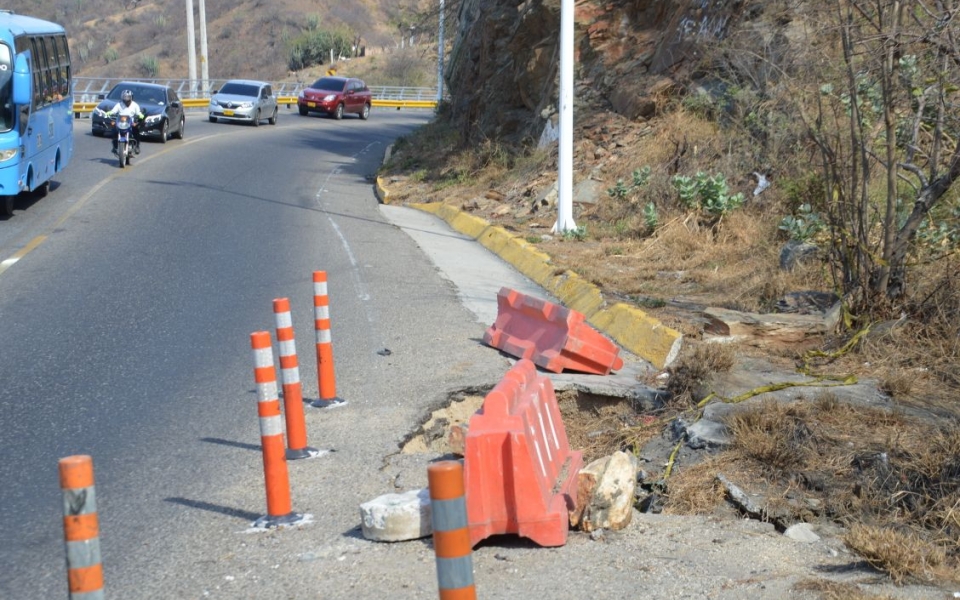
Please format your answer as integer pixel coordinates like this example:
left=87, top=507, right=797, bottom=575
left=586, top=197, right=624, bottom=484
left=198, top=0, right=209, bottom=93
left=437, top=0, right=445, bottom=104
left=552, top=0, right=577, bottom=233
left=185, top=0, right=197, bottom=94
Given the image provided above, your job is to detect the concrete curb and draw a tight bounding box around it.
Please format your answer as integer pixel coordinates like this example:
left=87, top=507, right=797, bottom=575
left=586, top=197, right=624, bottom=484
left=375, top=176, right=392, bottom=205
left=410, top=201, right=683, bottom=368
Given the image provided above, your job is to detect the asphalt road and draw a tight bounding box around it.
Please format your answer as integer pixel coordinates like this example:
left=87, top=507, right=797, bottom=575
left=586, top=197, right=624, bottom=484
left=1, top=110, right=945, bottom=600
left=0, top=107, right=483, bottom=598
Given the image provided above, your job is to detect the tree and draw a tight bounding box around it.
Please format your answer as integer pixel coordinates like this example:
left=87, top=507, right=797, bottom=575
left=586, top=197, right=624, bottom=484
left=805, top=0, right=960, bottom=305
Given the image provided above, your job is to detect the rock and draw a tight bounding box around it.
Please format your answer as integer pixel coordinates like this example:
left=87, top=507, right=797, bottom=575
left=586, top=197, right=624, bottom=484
left=359, top=489, right=432, bottom=542
left=779, top=240, right=820, bottom=271
left=684, top=418, right=731, bottom=449
left=573, top=179, right=602, bottom=205
left=776, top=291, right=840, bottom=315
left=784, top=523, right=821, bottom=543
left=571, top=451, right=638, bottom=532
left=447, top=422, right=468, bottom=456
left=702, top=305, right=839, bottom=348
left=485, top=190, right=506, bottom=202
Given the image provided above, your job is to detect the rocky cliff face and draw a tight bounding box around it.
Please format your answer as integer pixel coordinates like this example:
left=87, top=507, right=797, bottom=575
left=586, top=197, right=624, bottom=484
left=445, top=0, right=773, bottom=146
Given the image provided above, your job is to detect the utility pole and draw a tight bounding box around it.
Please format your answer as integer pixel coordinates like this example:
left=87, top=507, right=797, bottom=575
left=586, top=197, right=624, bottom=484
left=185, top=0, right=197, bottom=94
left=437, top=0, right=445, bottom=104
left=198, top=0, right=209, bottom=93
left=552, top=0, right=577, bottom=233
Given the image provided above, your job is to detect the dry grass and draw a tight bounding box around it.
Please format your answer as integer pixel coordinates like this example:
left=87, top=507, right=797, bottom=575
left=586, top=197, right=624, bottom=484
left=793, top=579, right=898, bottom=600
left=843, top=524, right=951, bottom=585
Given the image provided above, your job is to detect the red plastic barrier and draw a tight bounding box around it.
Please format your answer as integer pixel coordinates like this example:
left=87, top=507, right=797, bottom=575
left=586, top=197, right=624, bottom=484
left=463, top=359, right=583, bottom=547
left=482, top=287, right=624, bottom=375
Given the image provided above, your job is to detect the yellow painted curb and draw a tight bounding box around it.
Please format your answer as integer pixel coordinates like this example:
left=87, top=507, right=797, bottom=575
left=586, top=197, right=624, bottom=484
left=590, top=303, right=683, bottom=369
left=403, top=199, right=683, bottom=368
left=549, top=271, right=606, bottom=318
left=375, top=176, right=391, bottom=205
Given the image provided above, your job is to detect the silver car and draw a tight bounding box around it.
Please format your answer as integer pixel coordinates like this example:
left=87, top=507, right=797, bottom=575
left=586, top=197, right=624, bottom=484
left=208, top=79, right=278, bottom=126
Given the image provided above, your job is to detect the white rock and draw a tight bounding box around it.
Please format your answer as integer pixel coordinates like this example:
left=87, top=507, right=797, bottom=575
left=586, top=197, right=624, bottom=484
left=360, top=489, right=432, bottom=542
left=571, top=451, right=638, bottom=532
left=784, top=522, right=820, bottom=543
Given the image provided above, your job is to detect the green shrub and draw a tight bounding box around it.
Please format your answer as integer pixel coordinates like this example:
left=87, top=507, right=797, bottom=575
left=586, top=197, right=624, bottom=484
left=139, top=56, right=160, bottom=78
left=671, top=171, right=745, bottom=216
left=778, top=203, right=825, bottom=241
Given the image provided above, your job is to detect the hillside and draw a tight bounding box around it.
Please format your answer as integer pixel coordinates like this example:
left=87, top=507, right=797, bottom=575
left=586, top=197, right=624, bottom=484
left=377, top=0, right=960, bottom=589
left=4, top=0, right=441, bottom=84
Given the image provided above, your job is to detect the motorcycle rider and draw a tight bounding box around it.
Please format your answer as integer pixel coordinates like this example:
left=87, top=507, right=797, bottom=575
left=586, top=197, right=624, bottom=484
left=105, top=90, right=144, bottom=156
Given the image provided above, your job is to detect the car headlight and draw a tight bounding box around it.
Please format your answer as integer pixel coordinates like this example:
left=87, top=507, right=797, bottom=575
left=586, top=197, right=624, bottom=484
left=239, top=101, right=253, bottom=109
left=298, top=91, right=305, bottom=99
left=93, top=108, right=106, bottom=117
left=209, top=99, right=219, bottom=107
left=0, top=148, right=18, bottom=162
left=323, top=94, right=336, bottom=102
left=145, top=114, right=161, bottom=123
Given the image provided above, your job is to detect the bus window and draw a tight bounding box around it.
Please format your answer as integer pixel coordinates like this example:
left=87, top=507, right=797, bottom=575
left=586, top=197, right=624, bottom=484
left=0, top=43, right=12, bottom=131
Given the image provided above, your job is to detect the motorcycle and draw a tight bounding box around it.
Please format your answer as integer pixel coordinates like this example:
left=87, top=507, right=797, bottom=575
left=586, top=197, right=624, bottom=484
left=99, top=111, right=141, bottom=168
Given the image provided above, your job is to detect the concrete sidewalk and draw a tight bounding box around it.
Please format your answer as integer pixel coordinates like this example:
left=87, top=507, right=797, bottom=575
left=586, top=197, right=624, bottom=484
left=380, top=203, right=664, bottom=408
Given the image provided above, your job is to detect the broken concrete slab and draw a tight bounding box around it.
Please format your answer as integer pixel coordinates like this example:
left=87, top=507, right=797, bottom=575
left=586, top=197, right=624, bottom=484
left=359, top=488, right=432, bottom=542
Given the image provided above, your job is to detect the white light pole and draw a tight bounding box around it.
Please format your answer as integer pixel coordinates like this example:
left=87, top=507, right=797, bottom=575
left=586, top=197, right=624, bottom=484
left=185, top=0, right=197, bottom=94
left=437, top=0, right=445, bottom=104
left=198, top=0, right=209, bottom=93
left=552, top=0, right=577, bottom=234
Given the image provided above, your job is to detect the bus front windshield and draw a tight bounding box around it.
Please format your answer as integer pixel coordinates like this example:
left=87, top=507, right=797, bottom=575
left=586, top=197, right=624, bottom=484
left=0, top=43, right=13, bottom=132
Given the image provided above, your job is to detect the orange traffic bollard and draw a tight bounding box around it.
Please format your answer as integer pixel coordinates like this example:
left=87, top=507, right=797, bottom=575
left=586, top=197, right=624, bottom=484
left=250, top=331, right=309, bottom=529
left=59, top=455, right=104, bottom=600
left=311, top=271, right=346, bottom=408
left=273, top=298, right=322, bottom=460
left=428, top=461, right=477, bottom=600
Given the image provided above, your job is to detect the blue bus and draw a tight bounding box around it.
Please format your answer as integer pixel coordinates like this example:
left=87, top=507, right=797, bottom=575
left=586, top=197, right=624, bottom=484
left=0, top=10, right=73, bottom=217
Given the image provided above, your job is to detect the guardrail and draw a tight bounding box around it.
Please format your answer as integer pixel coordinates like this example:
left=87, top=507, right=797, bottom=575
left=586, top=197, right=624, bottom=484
left=72, top=77, right=440, bottom=104
left=73, top=95, right=437, bottom=117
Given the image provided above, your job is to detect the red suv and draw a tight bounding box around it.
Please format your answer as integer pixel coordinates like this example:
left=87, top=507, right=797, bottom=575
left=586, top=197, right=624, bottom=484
left=297, top=76, right=372, bottom=120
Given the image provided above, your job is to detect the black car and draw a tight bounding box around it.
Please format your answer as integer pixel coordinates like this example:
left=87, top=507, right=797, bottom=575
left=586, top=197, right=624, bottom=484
left=91, top=82, right=185, bottom=142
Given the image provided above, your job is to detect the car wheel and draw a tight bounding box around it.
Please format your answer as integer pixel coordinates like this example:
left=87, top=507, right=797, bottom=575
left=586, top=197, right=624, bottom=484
left=252, top=109, right=260, bottom=127
left=174, top=116, right=185, bottom=139
left=269, top=108, right=277, bottom=125
left=92, top=130, right=102, bottom=137
left=298, top=106, right=308, bottom=116
left=360, top=103, right=370, bottom=120
left=159, top=120, right=168, bottom=143
left=209, top=116, right=217, bottom=123
left=333, top=103, right=344, bottom=120
left=2, top=195, right=14, bottom=217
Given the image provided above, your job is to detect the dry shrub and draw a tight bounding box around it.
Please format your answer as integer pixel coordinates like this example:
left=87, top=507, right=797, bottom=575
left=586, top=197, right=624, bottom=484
left=878, top=369, right=913, bottom=399
left=726, top=400, right=820, bottom=472
left=793, top=579, right=897, bottom=600
left=556, top=390, right=640, bottom=463
left=661, top=456, right=730, bottom=515
left=843, top=524, right=948, bottom=585
left=665, top=342, right=737, bottom=408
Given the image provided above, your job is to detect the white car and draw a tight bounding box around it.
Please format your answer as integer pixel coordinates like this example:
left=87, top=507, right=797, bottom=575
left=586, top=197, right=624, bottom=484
left=208, top=79, right=278, bottom=126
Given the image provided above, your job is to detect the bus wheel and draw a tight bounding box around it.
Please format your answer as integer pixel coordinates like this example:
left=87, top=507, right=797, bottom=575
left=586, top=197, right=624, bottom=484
left=2, top=196, right=13, bottom=217
left=36, top=181, right=49, bottom=198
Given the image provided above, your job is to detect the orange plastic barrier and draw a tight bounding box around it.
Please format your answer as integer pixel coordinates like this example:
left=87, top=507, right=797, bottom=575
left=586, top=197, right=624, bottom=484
left=463, top=359, right=583, bottom=547
left=482, top=287, right=624, bottom=375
